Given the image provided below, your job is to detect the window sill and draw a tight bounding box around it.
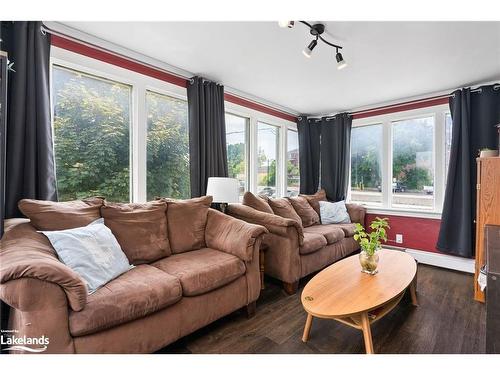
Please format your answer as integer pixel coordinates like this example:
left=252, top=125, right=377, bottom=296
left=360, top=206, right=442, bottom=220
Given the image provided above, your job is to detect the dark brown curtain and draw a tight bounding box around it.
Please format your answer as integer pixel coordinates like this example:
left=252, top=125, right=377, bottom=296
left=187, top=76, right=228, bottom=197
left=1, top=21, right=57, bottom=219
left=437, top=85, right=500, bottom=257
left=0, top=20, right=56, bottom=343
left=297, top=116, right=321, bottom=194
left=320, top=113, right=352, bottom=201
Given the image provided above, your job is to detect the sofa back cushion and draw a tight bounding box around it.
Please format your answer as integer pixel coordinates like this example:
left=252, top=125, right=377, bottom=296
left=161, top=196, right=213, bottom=254
left=299, top=189, right=327, bottom=218
left=242, top=191, right=273, bottom=214
left=267, top=198, right=302, bottom=224
left=101, top=201, right=170, bottom=264
left=287, top=196, right=320, bottom=227
left=18, top=197, right=104, bottom=231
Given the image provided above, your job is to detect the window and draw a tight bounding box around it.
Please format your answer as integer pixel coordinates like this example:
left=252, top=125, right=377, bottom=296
left=350, top=124, right=383, bottom=206
left=286, top=129, right=300, bottom=197
left=52, top=65, right=131, bottom=202
left=391, top=116, right=435, bottom=210
left=52, top=49, right=298, bottom=203
left=349, top=104, right=449, bottom=214
left=445, top=113, right=453, bottom=180
left=257, top=122, right=279, bottom=198
left=225, top=113, right=249, bottom=198
left=146, top=91, right=189, bottom=200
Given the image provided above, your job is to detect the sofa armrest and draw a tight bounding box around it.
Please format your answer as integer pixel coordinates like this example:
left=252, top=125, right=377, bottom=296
left=205, top=209, right=268, bottom=262
left=0, top=222, right=88, bottom=311
left=227, top=204, right=304, bottom=245
left=346, top=203, right=367, bottom=225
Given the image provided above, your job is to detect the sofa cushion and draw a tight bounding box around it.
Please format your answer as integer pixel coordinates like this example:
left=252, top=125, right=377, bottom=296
left=287, top=196, right=320, bottom=227
left=299, top=189, right=327, bottom=218
left=41, top=218, right=133, bottom=294
left=151, top=248, right=245, bottom=297
left=300, top=232, right=328, bottom=255
left=319, top=200, right=351, bottom=224
left=69, top=265, right=182, bottom=336
left=101, top=201, right=170, bottom=264
left=18, top=197, right=104, bottom=231
left=335, top=223, right=357, bottom=237
left=303, top=224, right=345, bottom=244
left=242, top=191, right=273, bottom=214
left=160, top=196, right=213, bottom=254
left=267, top=198, right=302, bottom=223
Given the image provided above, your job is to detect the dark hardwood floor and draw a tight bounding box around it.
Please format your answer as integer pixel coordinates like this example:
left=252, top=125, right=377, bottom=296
left=157, top=264, right=486, bottom=354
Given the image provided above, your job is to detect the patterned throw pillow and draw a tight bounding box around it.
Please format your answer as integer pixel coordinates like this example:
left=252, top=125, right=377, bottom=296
left=41, top=218, right=133, bottom=294
left=319, top=201, right=351, bottom=224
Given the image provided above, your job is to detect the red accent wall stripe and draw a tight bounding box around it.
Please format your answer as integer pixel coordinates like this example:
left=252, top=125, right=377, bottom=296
left=51, top=35, right=188, bottom=88
left=224, top=93, right=297, bottom=122
left=51, top=34, right=297, bottom=122
left=352, top=96, right=449, bottom=119
left=365, top=213, right=442, bottom=254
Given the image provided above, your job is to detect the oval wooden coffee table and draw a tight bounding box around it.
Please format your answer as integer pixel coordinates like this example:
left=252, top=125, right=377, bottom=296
left=301, top=249, right=418, bottom=354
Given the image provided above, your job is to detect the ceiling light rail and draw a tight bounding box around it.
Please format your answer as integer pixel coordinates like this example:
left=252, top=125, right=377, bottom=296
left=279, top=21, right=347, bottom=70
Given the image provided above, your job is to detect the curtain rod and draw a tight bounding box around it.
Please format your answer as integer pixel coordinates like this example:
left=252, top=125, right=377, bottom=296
left=350, top=84, right=499, bottom=117
left=40, top=24, right=299, bottom=119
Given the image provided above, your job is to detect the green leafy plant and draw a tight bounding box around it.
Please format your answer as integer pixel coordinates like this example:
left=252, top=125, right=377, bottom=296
left=353, top=217, right=390, bottom=256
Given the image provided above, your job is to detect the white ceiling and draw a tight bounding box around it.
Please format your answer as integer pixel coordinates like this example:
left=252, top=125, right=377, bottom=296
left=61, top=21, right=500, bottom=115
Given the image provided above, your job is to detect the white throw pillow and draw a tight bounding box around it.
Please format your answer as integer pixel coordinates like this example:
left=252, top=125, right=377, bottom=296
left=319, top=200, right=351, bottom=224
left=41, top=218, right=133, bottom=294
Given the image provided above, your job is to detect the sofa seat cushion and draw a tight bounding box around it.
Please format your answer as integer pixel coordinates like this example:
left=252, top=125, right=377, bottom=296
left=69, top=265, right=181, bottom=337
left=335, top=223, right=357, bottom=237
left=151, top=248, right=246, bottom=297
left=300, top=232, right=328, bottom=255
left=303, top=225, right=345, bottom=244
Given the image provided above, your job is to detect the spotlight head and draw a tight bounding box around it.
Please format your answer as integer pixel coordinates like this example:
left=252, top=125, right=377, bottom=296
left=278, top=21, right=294, bottom=28
left=336, top=52, right=347, bottom=70
left=302, top=39, right=318, bottom=58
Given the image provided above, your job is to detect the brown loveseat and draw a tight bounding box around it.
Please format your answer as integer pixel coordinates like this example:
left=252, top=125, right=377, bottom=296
left=0, top=196, right=267, bottom=354
left=227, top=190, right=366, bottom=294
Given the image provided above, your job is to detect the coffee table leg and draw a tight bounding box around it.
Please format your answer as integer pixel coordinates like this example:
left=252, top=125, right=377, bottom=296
left=360, top=312, right=374, bottom=354
left=409, top=277, right=418, bottom=306
left=302, top=313, right=313, bottom=342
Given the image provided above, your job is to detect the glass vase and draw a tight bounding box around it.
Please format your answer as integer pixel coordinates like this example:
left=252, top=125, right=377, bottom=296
left=359, top=250, right=379, bottom=275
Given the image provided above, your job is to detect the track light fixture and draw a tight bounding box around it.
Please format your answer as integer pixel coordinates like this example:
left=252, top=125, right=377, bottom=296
left=278, top=21, right=295, bottom=29
left=279, top=21, right=347, bottom=69
left=302, top=38, right=318, bottom=58
left=335, top=49, right=347, bottom=70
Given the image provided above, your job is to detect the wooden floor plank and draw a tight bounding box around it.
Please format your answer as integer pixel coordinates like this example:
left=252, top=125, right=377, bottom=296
left=157, top=264, right=485, bottom=354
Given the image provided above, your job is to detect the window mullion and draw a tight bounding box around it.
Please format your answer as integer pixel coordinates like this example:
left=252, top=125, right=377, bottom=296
left=133, top=84, right=147, bottom=203
left=383, top=120, right=392, bottom=209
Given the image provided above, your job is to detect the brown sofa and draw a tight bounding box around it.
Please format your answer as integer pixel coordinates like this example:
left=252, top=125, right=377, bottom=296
left=227, top=190, right=366, bottom=294
left=0, top=196, right=267, bottom=354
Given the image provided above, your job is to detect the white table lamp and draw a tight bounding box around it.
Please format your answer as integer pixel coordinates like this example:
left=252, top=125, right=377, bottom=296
left=206, top=177, right=240, bottom=212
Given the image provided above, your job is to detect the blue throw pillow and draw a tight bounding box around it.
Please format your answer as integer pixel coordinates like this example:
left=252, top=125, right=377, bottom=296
left=41, top=218, right=133, bottom=294
left=319, top=200, right=351, bottom=224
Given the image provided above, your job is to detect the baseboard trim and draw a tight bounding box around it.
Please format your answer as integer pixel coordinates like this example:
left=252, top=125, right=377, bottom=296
left=405, top=248, right=475, bottom=274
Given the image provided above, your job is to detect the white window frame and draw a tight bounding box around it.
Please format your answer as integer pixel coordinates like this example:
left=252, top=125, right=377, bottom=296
left=225, top=101, right=297, bottom=198
left=224, top=111, right=251, bottom=193
left=285, top=127, right=300, bottom=197
left=51, top=47, right=187, bottom=203
left=51, top=47, right=298, bottom=202
left=349, top=104, right=449, bottom=219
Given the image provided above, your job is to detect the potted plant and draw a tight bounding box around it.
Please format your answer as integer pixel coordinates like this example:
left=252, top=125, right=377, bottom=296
left=353, top=217, right=390, bottom=275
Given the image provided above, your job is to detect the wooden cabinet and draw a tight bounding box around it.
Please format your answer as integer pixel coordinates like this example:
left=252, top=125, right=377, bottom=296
left=475, top=157, right=500, bottom=302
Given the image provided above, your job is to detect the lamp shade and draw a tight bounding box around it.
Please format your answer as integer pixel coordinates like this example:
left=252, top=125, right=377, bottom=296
left=206, top=177, right=240, bottom=203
